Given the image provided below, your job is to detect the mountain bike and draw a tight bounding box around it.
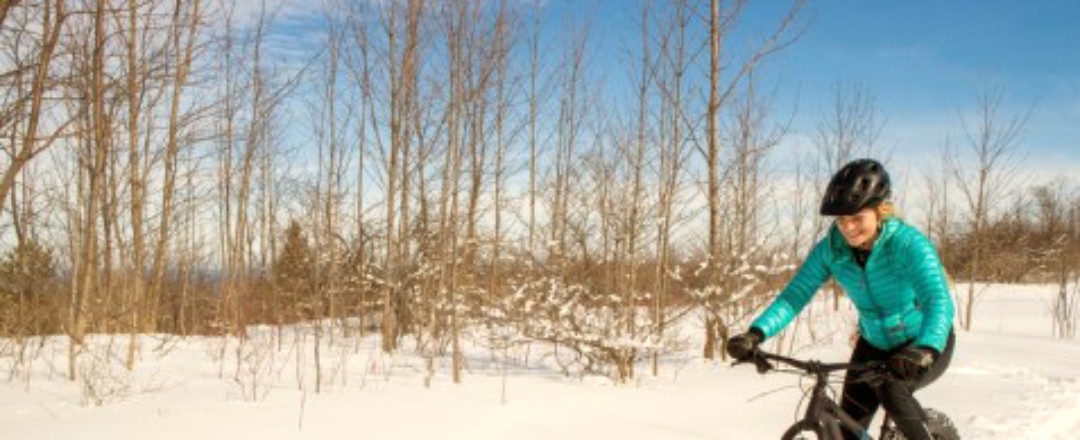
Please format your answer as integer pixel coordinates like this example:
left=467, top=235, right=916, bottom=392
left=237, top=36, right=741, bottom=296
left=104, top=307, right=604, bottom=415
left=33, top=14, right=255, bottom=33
left=736, top=349, right=960, bottom=440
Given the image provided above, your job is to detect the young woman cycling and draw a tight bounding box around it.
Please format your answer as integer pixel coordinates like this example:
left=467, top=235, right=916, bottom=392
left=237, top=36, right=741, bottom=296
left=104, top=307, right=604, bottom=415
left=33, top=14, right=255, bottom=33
left=727, top=159, right=956, bottom=440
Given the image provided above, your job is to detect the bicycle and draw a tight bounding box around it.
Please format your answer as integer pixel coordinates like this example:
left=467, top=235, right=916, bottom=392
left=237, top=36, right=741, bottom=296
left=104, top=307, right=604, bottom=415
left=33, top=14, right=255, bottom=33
left=736, top=348, right=960, bottom=440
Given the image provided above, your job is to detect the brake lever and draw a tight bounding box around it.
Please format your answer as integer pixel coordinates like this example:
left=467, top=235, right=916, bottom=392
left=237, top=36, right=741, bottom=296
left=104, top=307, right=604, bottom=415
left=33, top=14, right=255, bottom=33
left=753, top=353, right=773, bottom=374
left=731, top=349, right=773, bottom=374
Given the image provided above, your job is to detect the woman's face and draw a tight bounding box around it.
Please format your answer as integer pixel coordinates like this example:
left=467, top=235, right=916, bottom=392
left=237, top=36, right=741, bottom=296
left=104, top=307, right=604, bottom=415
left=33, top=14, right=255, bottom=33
left=835, top=207, right=880, bottom=249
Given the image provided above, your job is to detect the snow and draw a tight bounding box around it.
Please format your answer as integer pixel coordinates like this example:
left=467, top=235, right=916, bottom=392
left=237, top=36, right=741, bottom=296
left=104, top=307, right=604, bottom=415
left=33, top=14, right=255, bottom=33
left=2, top=283, right=1079, bottom=439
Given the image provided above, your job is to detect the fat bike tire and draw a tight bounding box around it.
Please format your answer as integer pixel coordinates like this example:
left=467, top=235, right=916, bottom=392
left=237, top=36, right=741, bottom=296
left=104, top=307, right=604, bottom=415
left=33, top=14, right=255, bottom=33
left=780, top=420, right=827, bottom=440
left=879, top=408, right=960, bottom=440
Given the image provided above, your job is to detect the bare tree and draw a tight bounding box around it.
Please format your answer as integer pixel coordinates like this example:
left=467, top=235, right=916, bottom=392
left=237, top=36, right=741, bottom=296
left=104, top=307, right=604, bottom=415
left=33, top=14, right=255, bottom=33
left=147, top=0, right=203, bottom=335
left=729, top=76, right=787, bottom=255
left=921, top=146, right=951, bottom=248
left=0, top=1, right=68, bottom=210
left=812, top=82, right=884, bottom=178
left=121, top=0, right=151, bottom=368
left=1064, top=189, right=1080, bottom=338
left=486, top=0, right=517, bottom=346
left=377, top=0, right=424, bottom=353
left=342, top=0, right=375, bottom=339
left=1, top=1, right=22, bottom=29
left=213, top=0, right=297, bottom=345
left=649, top=0, right=698, bottom=372
left=631, top=0, right=653, bottom=374
left=1031, top=181, right=1078, bottom=338
left=2, top=11, right=73, bottom=358
left=526, top=0, right=543, bottom=253
left=309, top=11, right=349, bottom=393
left=66, top=0, right=115, bottom=380
left=550, top=19, right=590, bottom=268
left=438, top=0, right=516, bottom=384
left=946, top=86, right=1029, bottom=331
left=704, top=0, right=804, bottom=360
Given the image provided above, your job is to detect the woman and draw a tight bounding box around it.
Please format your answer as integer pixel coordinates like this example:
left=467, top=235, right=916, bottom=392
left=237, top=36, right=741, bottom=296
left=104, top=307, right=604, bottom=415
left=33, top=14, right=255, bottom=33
left=726, top=159, right=955, bottom=440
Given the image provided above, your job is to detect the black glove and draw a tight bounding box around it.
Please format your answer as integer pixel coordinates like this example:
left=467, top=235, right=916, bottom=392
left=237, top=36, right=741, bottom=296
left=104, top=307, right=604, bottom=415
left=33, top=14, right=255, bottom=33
left=726, top=328, right=764, bottom=361
left=888, top=346, right=936, bottom=381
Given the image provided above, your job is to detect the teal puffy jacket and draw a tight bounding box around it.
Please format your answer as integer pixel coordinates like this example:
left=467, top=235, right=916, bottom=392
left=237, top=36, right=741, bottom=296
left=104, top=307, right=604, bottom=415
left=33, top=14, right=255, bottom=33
left=751, top=218, right=954, bottom=352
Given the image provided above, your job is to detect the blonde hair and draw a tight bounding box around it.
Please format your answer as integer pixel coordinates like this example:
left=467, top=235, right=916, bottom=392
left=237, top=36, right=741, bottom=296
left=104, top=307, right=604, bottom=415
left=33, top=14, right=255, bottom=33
left=875, top=200, right=898, bottom=220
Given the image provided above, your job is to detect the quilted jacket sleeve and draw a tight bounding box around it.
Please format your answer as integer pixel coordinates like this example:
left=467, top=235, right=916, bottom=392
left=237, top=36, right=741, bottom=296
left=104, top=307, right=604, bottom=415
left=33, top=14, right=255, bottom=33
left=751, top=238, right=832, bottom=339
left=902, top=226, right=955, bottom=352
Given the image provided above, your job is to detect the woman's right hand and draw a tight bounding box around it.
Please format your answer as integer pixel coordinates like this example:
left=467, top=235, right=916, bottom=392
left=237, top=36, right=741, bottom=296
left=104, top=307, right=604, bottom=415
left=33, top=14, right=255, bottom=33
left=726, top=329, right=763, bottom=361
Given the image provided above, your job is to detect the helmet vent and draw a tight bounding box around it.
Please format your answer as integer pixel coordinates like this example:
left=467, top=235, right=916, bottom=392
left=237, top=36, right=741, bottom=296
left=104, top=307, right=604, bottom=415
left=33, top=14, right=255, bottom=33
left=819, top=158, right=891, bottom=216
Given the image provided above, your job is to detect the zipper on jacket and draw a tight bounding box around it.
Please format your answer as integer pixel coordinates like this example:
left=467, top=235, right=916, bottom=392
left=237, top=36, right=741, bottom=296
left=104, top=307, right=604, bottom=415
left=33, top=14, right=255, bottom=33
left=860, top=245, right=898, bottom=345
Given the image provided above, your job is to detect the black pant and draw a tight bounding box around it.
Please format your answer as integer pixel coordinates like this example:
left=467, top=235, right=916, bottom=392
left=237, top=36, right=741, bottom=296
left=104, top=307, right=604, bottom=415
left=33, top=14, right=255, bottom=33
left=839, top=331, right=955, bottom=440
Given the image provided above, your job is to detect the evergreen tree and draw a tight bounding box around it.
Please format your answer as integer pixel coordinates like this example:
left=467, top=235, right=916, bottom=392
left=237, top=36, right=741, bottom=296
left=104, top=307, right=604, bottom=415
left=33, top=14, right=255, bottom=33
left=0, top=240, right=57, bottom=334
left=273, top=221, right=314, bottom=321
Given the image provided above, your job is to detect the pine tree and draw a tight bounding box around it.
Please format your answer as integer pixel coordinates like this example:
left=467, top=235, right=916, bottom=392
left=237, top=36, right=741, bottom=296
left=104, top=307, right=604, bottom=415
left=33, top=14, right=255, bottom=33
left=0, top=240, right=57, bottom=334
left=273, top=221, right=314, bottom=321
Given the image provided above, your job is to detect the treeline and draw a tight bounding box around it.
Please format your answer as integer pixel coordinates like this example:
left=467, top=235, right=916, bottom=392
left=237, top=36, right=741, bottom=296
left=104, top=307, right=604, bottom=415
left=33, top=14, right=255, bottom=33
left=938, top=183, right=1080, bottom=285
left=0, top=0, right=1076, bottom=386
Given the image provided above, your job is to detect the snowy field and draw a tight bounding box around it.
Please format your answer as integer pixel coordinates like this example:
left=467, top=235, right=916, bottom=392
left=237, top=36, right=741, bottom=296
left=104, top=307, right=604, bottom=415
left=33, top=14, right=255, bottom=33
left=2, top=283, right=1079, bottom=439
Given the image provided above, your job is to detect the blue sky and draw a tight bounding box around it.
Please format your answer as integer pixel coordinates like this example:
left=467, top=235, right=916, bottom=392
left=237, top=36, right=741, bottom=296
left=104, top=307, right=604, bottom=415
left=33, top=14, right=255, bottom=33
left=258, top=0, right=1079, bottom=186
left=539, top=0, right=1080, bottom=179
left=777, top=1, right=1079, bottom=96
left=745, top=0, right=1079, bottom=173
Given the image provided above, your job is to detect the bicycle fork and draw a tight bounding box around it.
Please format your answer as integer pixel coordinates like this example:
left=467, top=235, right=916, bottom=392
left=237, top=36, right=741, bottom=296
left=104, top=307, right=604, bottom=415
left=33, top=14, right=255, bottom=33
left=804, top=370, right=853, bottom=439
left=809, top=371, right=874, bottom=440
left=821, top=398, right=875, bottom=439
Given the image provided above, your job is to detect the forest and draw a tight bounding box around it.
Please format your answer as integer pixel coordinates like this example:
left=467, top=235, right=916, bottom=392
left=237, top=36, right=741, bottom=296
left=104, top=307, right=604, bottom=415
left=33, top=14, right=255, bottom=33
left=0, top=0, right=1077, bottom=388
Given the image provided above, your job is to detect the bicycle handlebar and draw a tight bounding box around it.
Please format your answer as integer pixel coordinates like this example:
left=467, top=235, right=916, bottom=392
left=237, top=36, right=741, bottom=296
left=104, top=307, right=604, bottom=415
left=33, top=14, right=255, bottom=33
left=737, top=348, right=884, bottom=378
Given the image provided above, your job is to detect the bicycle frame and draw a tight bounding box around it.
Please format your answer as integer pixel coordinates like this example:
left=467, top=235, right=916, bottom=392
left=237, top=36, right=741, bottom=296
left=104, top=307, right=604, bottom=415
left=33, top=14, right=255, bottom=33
left=746, top=350, right=888, bottom=440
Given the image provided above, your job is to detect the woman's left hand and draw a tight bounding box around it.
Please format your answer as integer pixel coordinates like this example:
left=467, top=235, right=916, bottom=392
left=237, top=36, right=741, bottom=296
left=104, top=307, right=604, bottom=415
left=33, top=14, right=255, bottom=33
left=887, top=346, right=936, bottom=381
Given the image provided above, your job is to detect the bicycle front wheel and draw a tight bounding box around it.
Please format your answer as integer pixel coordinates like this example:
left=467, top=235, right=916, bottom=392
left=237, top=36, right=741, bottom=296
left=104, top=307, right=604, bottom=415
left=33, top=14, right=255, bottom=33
left=925, top=408, right=960, bottom=440
left=781, top=420, right=829, bottom=440
left=879, top=408, right=960, bottom=440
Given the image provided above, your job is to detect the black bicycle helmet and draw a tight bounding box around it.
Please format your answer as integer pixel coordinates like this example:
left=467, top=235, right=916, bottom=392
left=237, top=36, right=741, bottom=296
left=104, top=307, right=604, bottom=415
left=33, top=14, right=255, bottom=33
left=819, top=158, right=891, bottom=216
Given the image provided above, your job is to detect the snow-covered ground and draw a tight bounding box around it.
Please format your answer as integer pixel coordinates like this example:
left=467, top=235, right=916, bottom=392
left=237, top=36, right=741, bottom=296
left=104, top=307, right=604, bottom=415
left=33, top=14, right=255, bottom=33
left=2, top=283, right=1079, bottom=439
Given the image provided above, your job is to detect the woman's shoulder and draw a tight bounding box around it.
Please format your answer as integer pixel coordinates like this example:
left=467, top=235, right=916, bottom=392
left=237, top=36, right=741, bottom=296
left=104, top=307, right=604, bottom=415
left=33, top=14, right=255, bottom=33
left=887, top=217, right=929, bottom=238
left=882, top=218, right=936, bottom=252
